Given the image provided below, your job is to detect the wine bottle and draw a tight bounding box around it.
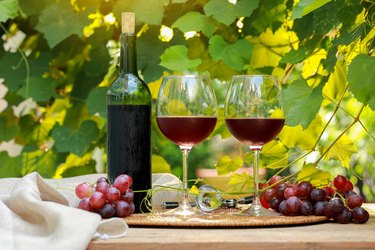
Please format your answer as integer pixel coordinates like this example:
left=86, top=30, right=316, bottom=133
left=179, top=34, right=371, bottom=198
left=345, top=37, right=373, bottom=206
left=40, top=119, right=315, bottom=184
left=106, top=12, right=152, bottom=213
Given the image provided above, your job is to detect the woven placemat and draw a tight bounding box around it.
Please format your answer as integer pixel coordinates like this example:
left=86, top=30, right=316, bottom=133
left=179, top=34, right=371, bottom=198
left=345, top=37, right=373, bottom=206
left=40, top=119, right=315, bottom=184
left=125, top=209, right=328, bottom=228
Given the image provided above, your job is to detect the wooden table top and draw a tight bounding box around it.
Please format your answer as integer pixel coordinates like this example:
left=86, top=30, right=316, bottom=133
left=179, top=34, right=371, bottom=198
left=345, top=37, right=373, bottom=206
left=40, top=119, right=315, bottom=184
left=88, top=204, right=375, bottom=250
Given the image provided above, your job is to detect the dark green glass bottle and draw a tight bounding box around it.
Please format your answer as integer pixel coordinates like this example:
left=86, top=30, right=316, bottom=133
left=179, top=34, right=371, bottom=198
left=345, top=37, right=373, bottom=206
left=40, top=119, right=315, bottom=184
left=106, top=12, right=151, bottom=213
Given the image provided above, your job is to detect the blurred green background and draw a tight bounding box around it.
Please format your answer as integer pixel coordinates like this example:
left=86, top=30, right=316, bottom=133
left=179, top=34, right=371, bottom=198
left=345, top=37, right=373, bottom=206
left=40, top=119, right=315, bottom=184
left=0, top=0, right=374, bottom=201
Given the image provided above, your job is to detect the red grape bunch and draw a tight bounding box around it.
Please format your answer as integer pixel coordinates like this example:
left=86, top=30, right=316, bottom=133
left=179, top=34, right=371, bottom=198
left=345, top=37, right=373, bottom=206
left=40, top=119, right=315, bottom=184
left=260, top=175, right=370, bottom=224
left=75, top=174, right=135, bottom=218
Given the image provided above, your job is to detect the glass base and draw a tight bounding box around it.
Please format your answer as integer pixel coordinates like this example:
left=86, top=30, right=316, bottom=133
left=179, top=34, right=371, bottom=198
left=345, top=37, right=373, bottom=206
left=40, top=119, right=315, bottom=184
left=160, top=203, right=202, bottom=217
left=238, top=204, right=280, bottom=216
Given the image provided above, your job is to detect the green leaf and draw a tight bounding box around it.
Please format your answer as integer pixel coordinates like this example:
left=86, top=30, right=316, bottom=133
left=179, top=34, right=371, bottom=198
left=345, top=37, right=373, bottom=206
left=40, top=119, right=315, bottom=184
left=283, top=79, right=323, bottom=129
left=347, top=54, right=375, bottom=110
left=216, top=155, right=243, bottom=176
left=323, top=134, right=357, bottom=168
left=280, top=48, right=310, bottom=64
left=152, top=154, right=171, bottom=173
left=172, top=12, right=217, bottom=37
left=0, top=52, right=26, bottom=91
left=0, top=152, right=22, bottom=177
left=0, top=0, right=19, bottom=22
left=227, top=172, right=253, bottom=193
left=261, top=140, right=288, bottom=169
left=297, top=163, right=331, bottom=187
left=86, top=87, right=107, bottom=118
left=209, top=35, right=252, bottom=71
left=0, top=116, right=18, bottom=141
left=160, top=45, right=201, bottom=72
left=19, top=0, right=44, bottom=16
left=22, top=150, right=57, bottom=178
left=52, top=120, right=99, bottom=156
left=290, top=0, right=331, bottom=19
left=204, top=0, right=259, bottom=26
left=35, top=1, right=91, bottom=48
left=18, top=77, right=57, bottom=102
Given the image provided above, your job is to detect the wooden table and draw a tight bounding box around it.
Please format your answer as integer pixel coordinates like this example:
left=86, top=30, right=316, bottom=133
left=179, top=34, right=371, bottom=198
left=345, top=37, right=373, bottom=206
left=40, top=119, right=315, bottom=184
left=88, top=204, right=375, bottom=250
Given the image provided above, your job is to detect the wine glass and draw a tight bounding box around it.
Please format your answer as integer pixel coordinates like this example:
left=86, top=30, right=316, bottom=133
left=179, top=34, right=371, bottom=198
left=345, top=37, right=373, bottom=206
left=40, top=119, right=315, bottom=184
left=156, top=75, right=217, bottom=216
left=224, top=75, right=284, bottom=216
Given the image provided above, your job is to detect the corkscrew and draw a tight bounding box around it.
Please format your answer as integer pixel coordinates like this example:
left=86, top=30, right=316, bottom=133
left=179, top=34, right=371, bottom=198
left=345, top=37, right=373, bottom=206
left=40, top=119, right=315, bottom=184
left=160, top=185, right=253, bottom=212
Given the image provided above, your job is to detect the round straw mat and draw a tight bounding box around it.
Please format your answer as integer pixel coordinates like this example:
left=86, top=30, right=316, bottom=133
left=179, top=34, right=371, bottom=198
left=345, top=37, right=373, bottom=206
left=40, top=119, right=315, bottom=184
left=125, top=209, right=328, bottom=228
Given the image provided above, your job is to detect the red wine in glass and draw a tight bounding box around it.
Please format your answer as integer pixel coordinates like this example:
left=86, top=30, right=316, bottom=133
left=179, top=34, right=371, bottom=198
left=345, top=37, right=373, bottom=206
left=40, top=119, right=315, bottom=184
left=157, top=116, right=217, bottom=146
left=225, top=118, right=285, bottom=146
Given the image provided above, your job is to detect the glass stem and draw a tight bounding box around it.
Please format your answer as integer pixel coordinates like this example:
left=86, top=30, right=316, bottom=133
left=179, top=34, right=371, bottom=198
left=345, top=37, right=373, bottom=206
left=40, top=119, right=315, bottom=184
left=180, top=146, right=192, bottom=208
left=250, top=146, right=262, bottom=208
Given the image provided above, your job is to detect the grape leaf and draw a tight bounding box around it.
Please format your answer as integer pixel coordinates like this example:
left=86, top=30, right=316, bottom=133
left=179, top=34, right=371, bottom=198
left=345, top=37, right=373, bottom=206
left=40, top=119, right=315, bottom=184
left=227, top=172, right=253, bottom=193
left=172, top=12, right=217, bottom=37
left=322, top=61, right=347, bottom=104
left=209, top=35, right=252, bottom=71
left=152, top=154, right=171, bottom=173
left=51, top=120, right=99, bottom=156
left=22, top=150, right=57, bottom=178
left=279, top=117, right=323, bottom=150
left=160, top=45, right=201, bottom=71
left=280, top=48, right=310, bottom=64
left=86, top=87, right=107, bottom=118
left=54, top=152, right=94, bottom=178
left=0, top=0, right=19, bottom=22
left=35, top=1, right=91, bottom=48
left=297, top=163, right=331, bottom=187
left=260, top=140, right=288, bottom=169
left=290, top=0, right=331, bottom=19
left=0, top=152, right=22, bottom=177
left=216, top=155, right=243, bottom=176
left=19, top=0, right=44, bottom=16
left=249, top=27, right=294, bottom=68
left=204, top=0, right=259, bottom=26
left=283, top=79, right=323, bottom=129
left=347, top=54, right=375, bottom=110
left=0, top=52, right=26, bottom=91
left=18, top=77, right=57, bottom=102
left=0, top=116, right=18, bottom=141
left=323, top=134, right=357, bottom=168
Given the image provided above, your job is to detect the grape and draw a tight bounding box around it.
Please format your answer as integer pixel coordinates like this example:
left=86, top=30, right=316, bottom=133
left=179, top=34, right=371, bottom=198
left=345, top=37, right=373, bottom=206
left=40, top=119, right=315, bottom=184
left=95, top=181, right=110, bottom=194
left=78, top=197, right=93, bottom=211
left=347, top=194, right=363, bottom=209
left=300, top=200, right=313, bottom=216
left=334, top=209, right=352, bottom=224
left=116, top=200, right=131, bottom=217
left=322, top=186, right=334, bottom=197
left=260, top=195, right=270, bottom=209
left=100, top=203, right=116, bottom=218
left=333, top=175, right=347, bottom=192
left=89, top=191, right=106, bottom=209
left=97, top=177, right=109, bottom=184
left=342, top=181, right=354, bottom=193
left=279, top=200, right=288, bottom=215
left=268, top=175, right=282, bottom=187
left=263, top=188, right=276, bottom=202
left=352, top=207, right=369, bottom=223
left=323, top=203, right=336, bottom=219
left=276, top=183, right=287, bottom=200
left=105, top=186, right=121, bottom=203
left=345, top=190, right=357, bottom=198
left=120, top=189, right=134, bottom=204
left=310, top=189, right=326, bottom=202
left=269, top=197, right=281, bottom=211
left=329, top=198, right=345, bottom=213
left=286, top=196, right=301, bottom=214
left=284, top=186, right=297, bottom=199
left=297, top=181, right=313, bottom=199
left=113, top=174, right=131, bottom=194
left=314, top=201, right=327, bottom=216
left=75, top=182, right=93, bottom=199
left=129, top=203, right=135, bottom=214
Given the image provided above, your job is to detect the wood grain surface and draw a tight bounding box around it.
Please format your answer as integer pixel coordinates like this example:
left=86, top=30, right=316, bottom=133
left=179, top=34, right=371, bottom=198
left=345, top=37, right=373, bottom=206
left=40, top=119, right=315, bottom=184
left=88, top=204, right=375, bottom=250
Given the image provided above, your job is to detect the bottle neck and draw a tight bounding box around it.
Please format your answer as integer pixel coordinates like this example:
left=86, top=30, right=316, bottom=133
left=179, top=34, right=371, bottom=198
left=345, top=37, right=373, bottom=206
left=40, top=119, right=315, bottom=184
left=119, top=33, right=138, bottom=75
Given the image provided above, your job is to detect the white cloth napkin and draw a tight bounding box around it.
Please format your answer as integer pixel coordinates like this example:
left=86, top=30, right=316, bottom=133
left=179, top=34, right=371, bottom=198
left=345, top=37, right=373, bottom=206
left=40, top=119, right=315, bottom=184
left=0, top=172, right=182, bottom=250
left=0, top=172, right=128, bottom=250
